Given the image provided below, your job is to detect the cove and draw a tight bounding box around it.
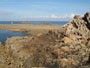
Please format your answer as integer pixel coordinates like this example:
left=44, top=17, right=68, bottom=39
left=0, top=30, right=28, bottom=43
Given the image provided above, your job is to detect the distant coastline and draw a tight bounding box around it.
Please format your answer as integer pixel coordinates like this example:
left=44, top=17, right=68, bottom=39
left=0, top=21, right=68, bottom=25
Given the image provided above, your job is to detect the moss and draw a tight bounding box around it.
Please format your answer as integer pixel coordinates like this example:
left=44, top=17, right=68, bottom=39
left=85, top=44, right=90, bottom=48
left=77, top=43, right=81, bottom=46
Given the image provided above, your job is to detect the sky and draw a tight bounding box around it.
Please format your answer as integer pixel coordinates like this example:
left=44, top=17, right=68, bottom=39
left=0, top=0, right=90, bottom=21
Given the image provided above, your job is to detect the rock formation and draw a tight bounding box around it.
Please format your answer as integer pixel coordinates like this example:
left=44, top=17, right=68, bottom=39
left=3, top=12, right=90, bottom=68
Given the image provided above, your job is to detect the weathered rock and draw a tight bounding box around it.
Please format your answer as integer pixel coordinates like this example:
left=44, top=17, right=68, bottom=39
left=63, top=14, right=90, bottom=46
left=84, top=12, right=90, bottom=30
left=84, top=12, right=90, bottom=24
left=62, top=37, right=73, bottom=45
left=58, top=44, right=90, bottom=68
left=59, top=12, right=90, bottom=68
left=65, top=19, right=89, bottom=37
left=87, top=41, right=90, bottom=48
left=74, top=15, right=82, bottom=20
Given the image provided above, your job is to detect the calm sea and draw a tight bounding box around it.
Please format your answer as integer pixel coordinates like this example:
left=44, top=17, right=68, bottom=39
left=0, top=30, right=27, bottom=44
left=0, top=21, right=68, bottom=25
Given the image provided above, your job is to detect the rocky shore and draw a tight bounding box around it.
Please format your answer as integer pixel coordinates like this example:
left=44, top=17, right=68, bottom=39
left=0, top=12, right=90, bottom=68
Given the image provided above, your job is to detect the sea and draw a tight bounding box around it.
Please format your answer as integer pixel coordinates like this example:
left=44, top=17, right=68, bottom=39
left=0, top=30, right=27, bottom=44
left=0, top=21, right=68, bottom=25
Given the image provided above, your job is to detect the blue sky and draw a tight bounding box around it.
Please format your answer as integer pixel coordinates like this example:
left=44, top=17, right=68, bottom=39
left=0, top=0, right=90, bottom=21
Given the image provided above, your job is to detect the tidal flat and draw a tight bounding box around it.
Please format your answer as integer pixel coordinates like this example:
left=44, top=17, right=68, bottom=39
left=0, top=24, right=62, bottom=36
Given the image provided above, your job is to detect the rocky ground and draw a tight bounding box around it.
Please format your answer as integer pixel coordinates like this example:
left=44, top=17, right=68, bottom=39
left=0, top=12, right=90, bottom=68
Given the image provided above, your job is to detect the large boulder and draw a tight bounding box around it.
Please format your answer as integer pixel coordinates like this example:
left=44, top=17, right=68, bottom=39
left=63, top=12, right=90, bottom=45
left=59, top=12, right=90, bottom=68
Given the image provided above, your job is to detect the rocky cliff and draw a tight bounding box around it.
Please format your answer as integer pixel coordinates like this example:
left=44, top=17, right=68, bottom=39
left=3, top=12, right=90, bottom=68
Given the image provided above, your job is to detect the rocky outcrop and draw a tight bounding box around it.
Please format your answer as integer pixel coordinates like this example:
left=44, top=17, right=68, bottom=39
left=58, top=12, right=90, bottom=68
left=5, top=12, right=90, bottom=68
left=63, top=13, right=90, bottom=45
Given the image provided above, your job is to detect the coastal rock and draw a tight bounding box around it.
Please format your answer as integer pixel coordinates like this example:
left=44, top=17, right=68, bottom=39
left=58, top=44, right=90, bottom=68
left=84, top=12, right=90, bottom=30
left=62, top=37, right=73, bottom=45
left=63, top=12, right=90, bottom=46
left=59, top=12, right=90, bottom=68
left=74, top=15, right=82, bottom=20
left=87, top=41, right=90, bottom=48
left=84, top=12, right=90, bottom=24
left=65, top=19, right=89, bottom=37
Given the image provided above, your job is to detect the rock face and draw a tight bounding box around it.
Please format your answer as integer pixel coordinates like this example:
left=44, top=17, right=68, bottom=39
left=84, top=12, right=90, bottom=30
left=5, top=12, right=90, bottom=68
left=64, top=17, right=90, bottom=45
left=84, top=12, right=90, bottom=24
left=59, top=12, right=90, bottom=68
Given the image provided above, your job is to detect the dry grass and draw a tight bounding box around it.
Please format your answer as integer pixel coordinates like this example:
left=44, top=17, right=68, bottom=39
left=0, top=42, right=16, bottom=68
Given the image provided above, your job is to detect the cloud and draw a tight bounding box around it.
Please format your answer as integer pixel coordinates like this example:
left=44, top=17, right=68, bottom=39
left=22, top=13, right=75, bottom=19
left=20, top=13, right=75, bottom=21
left=69, top=13, right=75, bottom=18
left=50, top=14, right=58, bottom=18
left=0, top=10, right=21, bottom=21
left=0, top=10, right=75, bottom=21
left=57, top=13, right=75, bottom=19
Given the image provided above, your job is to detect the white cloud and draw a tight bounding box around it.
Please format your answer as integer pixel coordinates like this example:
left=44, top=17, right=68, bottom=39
left=20, top=13, right=75, bottom=21
left=23, top=13, right=75, bottom=19
left=69, top=13, right=75, bottom=18
left=0, top=10, right=75, bottom=21
left=49, top=13, right=75, bottom=19
left=59, top=13, right=75, bottom=19
left=50, top=14, right=58, bottom=18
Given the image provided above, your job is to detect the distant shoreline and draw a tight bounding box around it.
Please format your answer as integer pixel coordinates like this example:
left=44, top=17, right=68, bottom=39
left=0, top=21, right=68, bottom=25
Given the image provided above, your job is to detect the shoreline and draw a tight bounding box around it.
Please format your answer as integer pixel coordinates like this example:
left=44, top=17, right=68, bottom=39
left=0, top=24, right=62, bottom=36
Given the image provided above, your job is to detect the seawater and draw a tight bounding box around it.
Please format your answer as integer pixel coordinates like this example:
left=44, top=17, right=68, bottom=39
left=0, top=30, right=27, bottom=43
left=0, top=21, right=68, bottom=25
